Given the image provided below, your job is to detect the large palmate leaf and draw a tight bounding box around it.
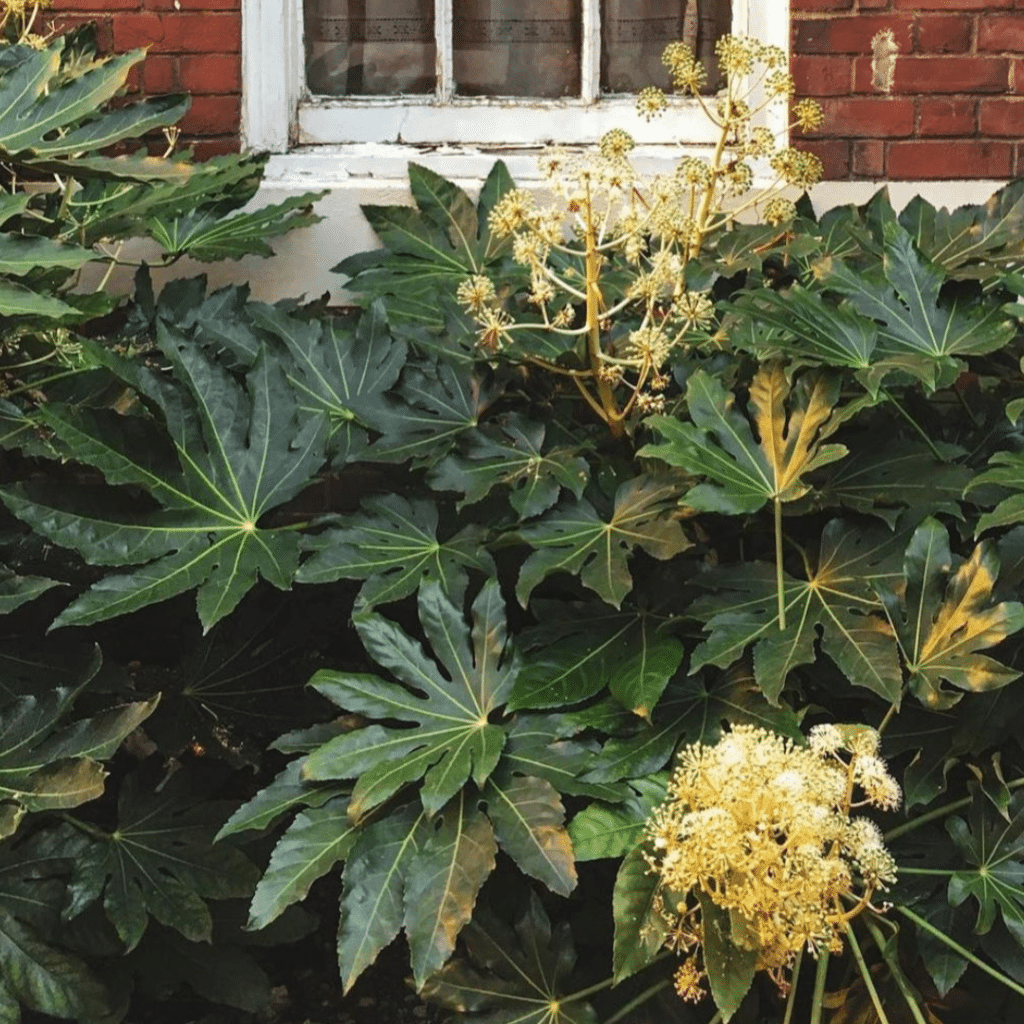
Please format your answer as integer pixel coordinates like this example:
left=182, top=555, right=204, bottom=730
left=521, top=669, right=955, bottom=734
left=819, top=218, right=1015, bottom=390
left=900, top=178, right=1024, bottom=278
left=60, top=771, right=259, bottom=950
left=336, top=162, right=518, bottom=332
left=146, top=191, right=325, bottom=262
left=878, top=519, right=1024, bottom=710
left=947, top=787, right=1024, bottom=947
left=254, top=301, right=407, bottom=467
left=362, top=360, right=501, bottom=466
left=0, top=325, right=327, bottom=631
left=0, top=41, right=188, bottom=179
left=511, top=606, right=684, bottom=718
left=0, top=664, right=156, bottom=838
left=813, top=439, right=971, bottom=526
left=689, top=519, right=906, bottom=705
left=420, top=890, right=598, bottom=1024
left=515, top=475, right=691, bottom=609
left=302, top=579, right=517, bottom=818
left=429, top=413, right=590, bottom=519
left=297, top=494, right=494, bottom=613
left=642, top=363, right=848, bottom=516
left=966, top=451, right=1024, bottom=536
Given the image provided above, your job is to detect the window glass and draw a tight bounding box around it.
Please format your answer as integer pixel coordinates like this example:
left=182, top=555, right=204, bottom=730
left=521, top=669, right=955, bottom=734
left=600, top=0, right=730, bottom=94
left=454, top=0, right=581, bottom=97
left=305, top=0, right=435, bottom=95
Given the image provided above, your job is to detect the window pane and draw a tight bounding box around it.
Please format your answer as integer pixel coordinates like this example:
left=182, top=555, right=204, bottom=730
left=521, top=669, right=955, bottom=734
left=454, top=0, right=581, bottom=98
left=600, top=0, right=731, bottom=94
left=305, top=0, right=435, bottom=95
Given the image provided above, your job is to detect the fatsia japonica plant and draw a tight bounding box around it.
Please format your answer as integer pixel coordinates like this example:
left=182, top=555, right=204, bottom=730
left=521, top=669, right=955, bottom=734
left=5, top=23, right=1024, bottom=1024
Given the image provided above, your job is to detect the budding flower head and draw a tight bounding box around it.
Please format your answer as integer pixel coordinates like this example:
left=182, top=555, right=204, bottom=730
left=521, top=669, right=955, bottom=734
left=645, top=723, right=899, bottom=1004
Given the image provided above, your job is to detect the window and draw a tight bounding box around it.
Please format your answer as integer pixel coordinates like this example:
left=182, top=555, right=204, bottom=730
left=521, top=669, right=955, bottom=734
left=242, top=0, right=790, bottom=162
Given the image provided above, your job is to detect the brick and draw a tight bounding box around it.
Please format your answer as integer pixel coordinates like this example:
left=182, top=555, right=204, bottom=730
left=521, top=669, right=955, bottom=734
left=853, top=140, right=885, bottom=178
left=793, top=15, right=913, bottom=54
left=795, top=139, right=851, bottom=180
left=176, top=94, right=240, bottom=136
left=979, top=98, right=1024, bottom=137
left=792, top=55, right=852, bottom=96
left=50, top=0, right=139, bottom=9
left=859, top=0, right=892, bottom=8
left=892, top=57, right=1010, bottom=93
left=111, top=12, right=163, bottom=49
left=1016, top=143, right=1024, bottom=178
left=896, top=0, right=1011, bottom=8
left=147, top=0, right=239, bottom=8
left=142, top=53, right=177, bottom=93
left=186, top=136, right=241, bottom=160
left=791, top=0, right=852, bottom=9
left=154, top=13, right=240, bottom=52
left=978, top=15, right=1024, bottom=52
left=916, top=15, right=973, bottom=54
left=808, top=97, right=915, bottom=138
left=887, top=140, right=1012, bottom=179
left=1014, top=59, right=1024, bottom=94
left=918, top=97, right=976, bottom=136
left=179, top=54, right=241, bottom=94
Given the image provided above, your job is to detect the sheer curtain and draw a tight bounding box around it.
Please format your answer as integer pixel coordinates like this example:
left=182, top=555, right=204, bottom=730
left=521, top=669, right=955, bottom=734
left=601, top=1, right=729, bottom=93
left=304, top=0, right=435, bottom=95
left=453, top=1, right=580, bottom=97
left=303, top=1, right=729, bottom=98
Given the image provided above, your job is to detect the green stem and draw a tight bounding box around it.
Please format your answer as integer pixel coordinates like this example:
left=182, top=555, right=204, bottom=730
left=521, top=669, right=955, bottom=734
left=845, top=924, right=891, bottom=1024
left=59, top=813, right=109, bottom=841
left=600, top=978, right=671, bottom=1024
left=782, top=948, right=803, bottom=1024
left=809, top=950, right=830, bottom=1024
left=862, top=915, right=926, bottom=1024
left=884, top=778, right=1024, bottom=843
left=774, top=496, right=786, bottom=631
left=880, top=387, right=943, bottom=461
left=895, top=905, right=1024, bottom=999
left=896, top=867, right=954, bottom=876
left=3, top=368, right=85, bottom=397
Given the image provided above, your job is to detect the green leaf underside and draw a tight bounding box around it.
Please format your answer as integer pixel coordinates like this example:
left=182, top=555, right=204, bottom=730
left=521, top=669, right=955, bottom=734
left=0, top=327, right=326, bottom=630
left=419, top=890, right=597, bottom=1024
left=303, top=580, right=517, bottom=818
left=62, top=772, right=258, bottom=950
left=689, top=519, right=906, bottom=705
left=699, top=894, right=757, bottom=1022
left=515, top=475, right=691, bottom=609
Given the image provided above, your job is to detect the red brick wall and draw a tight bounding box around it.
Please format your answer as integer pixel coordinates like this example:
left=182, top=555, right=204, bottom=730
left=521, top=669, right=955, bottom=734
left=49, top=0, right=241, bottom=158
left=793, top=0, right=1024, bottom=180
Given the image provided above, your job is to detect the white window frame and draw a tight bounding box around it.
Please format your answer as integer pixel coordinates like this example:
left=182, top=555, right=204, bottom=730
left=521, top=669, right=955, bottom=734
left=242, top=0, right=790, bottom=174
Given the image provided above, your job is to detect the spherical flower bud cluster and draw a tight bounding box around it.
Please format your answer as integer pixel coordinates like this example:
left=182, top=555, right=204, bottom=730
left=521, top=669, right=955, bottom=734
left=645, top=724, right=900, bottom=1005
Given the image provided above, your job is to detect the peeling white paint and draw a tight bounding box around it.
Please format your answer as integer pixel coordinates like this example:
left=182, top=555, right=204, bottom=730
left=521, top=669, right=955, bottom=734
left=871, top=29, right=899, bottom=93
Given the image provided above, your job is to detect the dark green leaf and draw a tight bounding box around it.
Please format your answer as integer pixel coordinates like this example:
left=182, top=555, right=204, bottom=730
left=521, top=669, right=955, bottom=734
left=248, top=795, right=357, bottom=930
left=699, top=894, right=757, bottom=1022
left=515, top=475, right=691, bottom=609
left=62, top=771, right=259, bottom=950
left=484, top=771, right=576, bottom=896
left=297, top=494, right=494, bottom=613
left=405, top=791, right=497, bottom=988
left=568, top=775, right=668, bottom=861
left=612, top=844, right=669, bottom=983
left=303, top=579, right=516, bottom=818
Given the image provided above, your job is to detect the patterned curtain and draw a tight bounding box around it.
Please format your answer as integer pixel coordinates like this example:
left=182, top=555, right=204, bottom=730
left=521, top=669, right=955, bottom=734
left=303, top=0, right=730, bottom=98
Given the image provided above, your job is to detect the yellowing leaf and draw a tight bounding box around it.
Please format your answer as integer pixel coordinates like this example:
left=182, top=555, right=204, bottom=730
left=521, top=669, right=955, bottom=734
left=879, top=519, right=1024, bottom=709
